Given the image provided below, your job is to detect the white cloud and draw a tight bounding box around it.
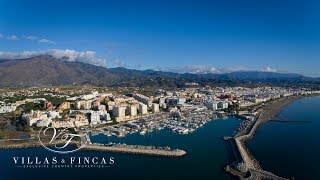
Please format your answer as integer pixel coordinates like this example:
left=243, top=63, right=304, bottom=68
left=0, top=34, right=55, bottom=43
left=0, top=49, right=107, bottom=67
left=133, top=64, right=142, bottom=69
left=224, top=65, right=252, bottom=72
left=261, top=67, right=277, bottom=72
left=157, top=64, right=223, bottom=74
left=39, top=38, right=55, bottom=44
left=112, top=59, right=129, bottom=67
left=25, top=36, right=38, bottom=40
left=6, top=35, right=19, bottom=40
left=157, top=65, right=278, bottom=74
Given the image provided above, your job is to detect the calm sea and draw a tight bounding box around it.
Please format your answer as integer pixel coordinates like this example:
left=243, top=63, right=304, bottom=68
left=247, top=96, right=320, bottom=179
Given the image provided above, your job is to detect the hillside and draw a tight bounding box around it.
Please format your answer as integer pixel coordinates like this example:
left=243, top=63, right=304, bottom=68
left=0, top=55, right=319, bottom=88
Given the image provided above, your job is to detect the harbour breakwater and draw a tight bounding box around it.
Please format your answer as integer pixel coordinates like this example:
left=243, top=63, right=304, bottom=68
left=81, top=143, right=187, bottom=157
left=0, top=139, right=187, bottom=157
left=226, top=96, right=305, bottom=180
left=81, top=128, right=187, bottom=157
left=0, top=138, right=80, bottom=150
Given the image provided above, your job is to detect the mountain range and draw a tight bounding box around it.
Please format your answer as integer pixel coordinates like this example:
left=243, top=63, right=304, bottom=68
left=0, top=55, right=319, bottom=88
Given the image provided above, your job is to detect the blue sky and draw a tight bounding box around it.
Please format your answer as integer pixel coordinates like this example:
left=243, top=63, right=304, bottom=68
left=0, top=0, right=319, bottom=76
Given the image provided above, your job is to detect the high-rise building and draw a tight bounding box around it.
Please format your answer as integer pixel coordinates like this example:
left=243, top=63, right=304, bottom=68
left=92, top=100, right=101, bottom=110
left=152, top=103, right=160, bottom=113
left=57, top=101, right=70, bottom=113
left=126, top=105, right=137, bottom=117
left=113, top=106, right=126, bottom=117
left=138, top=103, right=148, bottom=115
left=205, top=101, right=218, bottom=110
left=76, top=100, right=93, bottom=110
left=134, top=94, right=152, bottom=107
left=218, top=101, right=228, bottom=109
left=90, top=111, right=100, bottom=125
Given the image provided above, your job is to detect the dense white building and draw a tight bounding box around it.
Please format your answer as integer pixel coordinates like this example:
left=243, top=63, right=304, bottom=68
left=218, top=101, right=229, bottom=109
left=97, top=104, right=106, bottom=110
left=76, top=100, right=93, bottom=110
left=80, top=91, right=99, bottom=100
left=134, top=94, right=152, bottom=107
left=113, top=106, right=126, bottom=118
left=0, top=105, right=17, bottom=113
left=98, top=110, right=111, bottom=122
left=138, top=103, right=148, bottom=115
left=52, top=114, right=89, bottom=128
left=90, top=110, right=111, bottom=125
left=36, top=118, right=52, bottom=127
left=126, top=105, right=137, bottom=117
left=90, top=111, right=100, bottom=125
left=47, top=111, right=60, bottom=119
left=22, top=110, right=48, bottom=126
left=165, top=98, right=186, bottom=105
left=152, top=103, right=160, bottom=113
left=204, top=101, right=218, bottom=110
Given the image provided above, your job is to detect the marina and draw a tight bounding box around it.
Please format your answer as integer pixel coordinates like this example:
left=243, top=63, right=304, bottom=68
left=89, top=110, right=220, bottom=138
left=0, top=116, right=242, bottom=180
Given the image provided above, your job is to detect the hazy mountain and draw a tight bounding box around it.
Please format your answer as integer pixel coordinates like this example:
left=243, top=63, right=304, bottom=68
left=0, top=56, right=186, bottom=87
left=0, top=55, right=319, bottom=88
left=221, top=71, right=304, bottom=80
left=0, top=55, right=117, bottom=86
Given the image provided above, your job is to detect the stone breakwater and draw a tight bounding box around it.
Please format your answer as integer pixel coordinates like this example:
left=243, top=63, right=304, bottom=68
left=0, top=139, right=187, bottom=157
left=0, top=139, right=80, bottom=150
left=81, top=143, right=187, bottom=157
left=0, top=141, right=43, bottom=149
left=227, top=96, right=304, bottom=180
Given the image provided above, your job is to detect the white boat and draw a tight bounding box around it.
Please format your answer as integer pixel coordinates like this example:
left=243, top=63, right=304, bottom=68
left=182, top=129, right=189, bottom=134
left=117, top=133, right=125, bottom=137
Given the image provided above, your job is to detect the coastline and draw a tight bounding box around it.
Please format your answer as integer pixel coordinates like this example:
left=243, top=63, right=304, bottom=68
left=1, top=94, right=319, bottom=178
left=226, top=95, right=318, bottom=179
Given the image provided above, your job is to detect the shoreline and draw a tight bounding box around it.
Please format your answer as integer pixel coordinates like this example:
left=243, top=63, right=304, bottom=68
left=226, top=95, right=318, bottom=179
left=1, top=94, right=319, bottom=177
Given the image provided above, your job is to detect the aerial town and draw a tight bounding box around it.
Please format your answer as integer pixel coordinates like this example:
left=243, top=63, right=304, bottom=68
left=0, top=86, right=319, bottom=140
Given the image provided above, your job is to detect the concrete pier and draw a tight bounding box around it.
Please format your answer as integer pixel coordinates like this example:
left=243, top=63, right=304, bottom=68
left=81, top=129, right=186, bottom=157
left=0, top=139, right=79, bottom=150
left=81, top=143, right=187, bottom=157
left=227, top=96, right=303, bottom=180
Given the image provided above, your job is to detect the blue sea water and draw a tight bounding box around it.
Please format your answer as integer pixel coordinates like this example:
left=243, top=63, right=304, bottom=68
left=247, top=96, right=320, bottom=179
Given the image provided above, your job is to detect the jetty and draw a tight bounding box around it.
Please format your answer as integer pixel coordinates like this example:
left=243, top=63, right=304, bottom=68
left=0, top=138, right=187, bottom=157
left=0, top=138, right=79, bottom=150
left=226, top=96, right=302, bottom=180
left=0, top=129, right=187, bottom=158
left=80, top=130, right=186, bottom=157
left=81, top=143, right=187, bottom=157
